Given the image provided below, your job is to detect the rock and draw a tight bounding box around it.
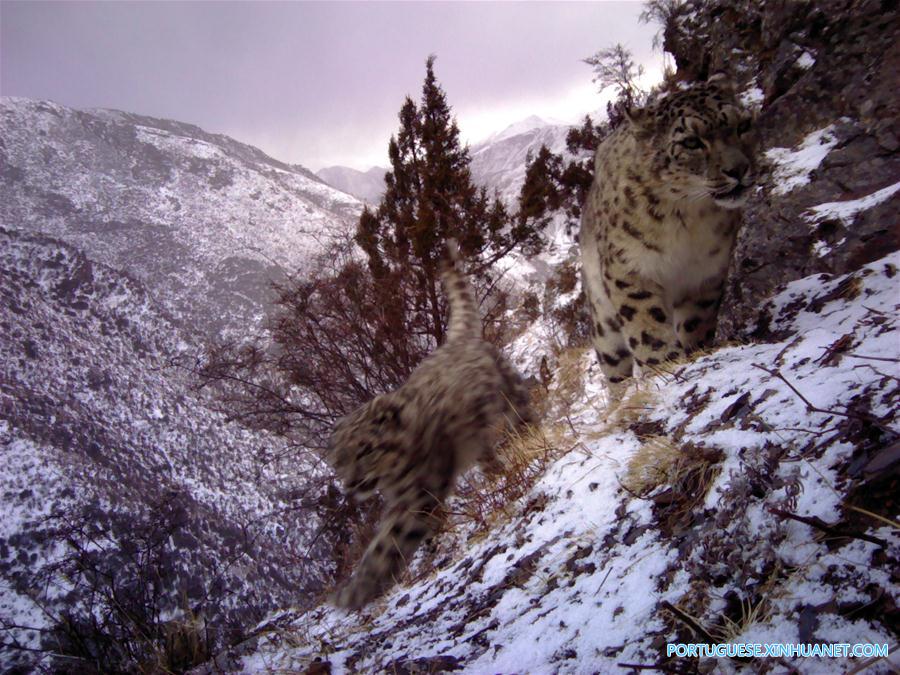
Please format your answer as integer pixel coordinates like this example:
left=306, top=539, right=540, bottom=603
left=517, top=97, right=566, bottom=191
left=661, top=0, right=900, bottom=339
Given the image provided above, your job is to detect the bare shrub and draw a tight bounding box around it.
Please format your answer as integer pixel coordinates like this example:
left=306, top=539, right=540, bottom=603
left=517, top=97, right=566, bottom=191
left=1, top=494, right=214, bottom=673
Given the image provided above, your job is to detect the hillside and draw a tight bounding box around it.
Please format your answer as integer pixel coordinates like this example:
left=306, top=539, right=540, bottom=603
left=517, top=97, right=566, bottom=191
left=0, top=100, right=357, bottom=670
left=469, top=116, right=574, bottom=207
left=0, top=226, right=341, bottom=671
left=0, top=97, right=360, bottom=337
left=316, top=165, right=388, bottom=204
left=200, top=251, right=899, bottom=674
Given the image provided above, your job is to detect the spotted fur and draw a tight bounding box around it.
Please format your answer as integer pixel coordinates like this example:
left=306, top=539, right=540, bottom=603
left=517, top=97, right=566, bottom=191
left=579, top=76, right=756, bottom=399
left=327, top=239, right=534, bottom=609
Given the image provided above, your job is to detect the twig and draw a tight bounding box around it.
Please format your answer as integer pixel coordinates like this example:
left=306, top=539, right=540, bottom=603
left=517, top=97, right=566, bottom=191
left=616, top=475, right=653, bottom=501
left=845, top=353, right=900, bottom=363
left=843, top=642, right=899, bottom=675
left=851, top=363, right=900, bottom=383
left=594, top=566, right=614, bottom=595
left=767, top=507, right=888, bottom=548
left=773, top=335, right=803, bottom=367
left=751, top=364, right=895, bottom=434
left=659, top=600, right=716, bottom=644
left=844, top=504, right=900, bottom=530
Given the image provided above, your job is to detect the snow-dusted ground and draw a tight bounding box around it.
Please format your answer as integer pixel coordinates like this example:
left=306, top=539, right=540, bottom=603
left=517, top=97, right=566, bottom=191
left=0, top=227, right=328, bottom=667
left=206, top=251, right=898, bottom=672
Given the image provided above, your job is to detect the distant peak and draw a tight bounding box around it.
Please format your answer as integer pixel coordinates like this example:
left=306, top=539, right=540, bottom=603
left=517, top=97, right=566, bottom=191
left=491, top=115, right=550, bottom=142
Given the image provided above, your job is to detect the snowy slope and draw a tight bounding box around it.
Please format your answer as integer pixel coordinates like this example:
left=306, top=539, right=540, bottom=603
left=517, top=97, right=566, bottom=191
left=317, top=165, right=388, bottom=203
left=214, top=252, right=899, bottom=674
left=469, top=118, right=574, bottom=206
left=0, top=99, right=365, bottom=667
left=0, top=227, right=332, bottom=670
left=0, top=97, right=361, bottom=337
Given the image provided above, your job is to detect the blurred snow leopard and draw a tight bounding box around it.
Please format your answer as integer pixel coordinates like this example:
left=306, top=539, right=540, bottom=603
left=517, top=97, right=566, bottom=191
left=326, top=239, right=534, bottom=609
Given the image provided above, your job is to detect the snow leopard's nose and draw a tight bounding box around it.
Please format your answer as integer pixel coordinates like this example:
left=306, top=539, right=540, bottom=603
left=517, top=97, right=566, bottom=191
left=719, top=146, right=753, bottom=185
left=722, top=158, right=750, bottom=183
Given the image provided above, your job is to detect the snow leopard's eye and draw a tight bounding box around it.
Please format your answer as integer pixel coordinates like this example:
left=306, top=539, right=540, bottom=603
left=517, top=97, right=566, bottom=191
left=681, top=136, right=703, bottom=150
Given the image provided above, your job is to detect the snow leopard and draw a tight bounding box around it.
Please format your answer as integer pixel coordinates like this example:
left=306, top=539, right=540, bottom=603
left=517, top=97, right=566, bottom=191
left=326, top=240, right=534, bottom=609
left=579, top=74, right=756, bottom=399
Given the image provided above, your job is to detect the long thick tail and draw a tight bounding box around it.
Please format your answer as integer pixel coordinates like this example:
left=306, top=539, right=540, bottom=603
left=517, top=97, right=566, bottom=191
left=441, top=239, right=481, bottom=343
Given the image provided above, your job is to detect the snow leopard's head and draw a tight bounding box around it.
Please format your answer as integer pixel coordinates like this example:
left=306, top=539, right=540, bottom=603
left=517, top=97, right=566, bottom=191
left=630, top=74, right=757, bottom=209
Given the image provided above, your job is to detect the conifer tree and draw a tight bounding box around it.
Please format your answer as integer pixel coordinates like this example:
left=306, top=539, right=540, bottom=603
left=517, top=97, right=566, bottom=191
left=199, top=56, right=546, bottom=443
left=357, top=55, right=541, bottom=347
left=517, top=43, right=649, bottom=238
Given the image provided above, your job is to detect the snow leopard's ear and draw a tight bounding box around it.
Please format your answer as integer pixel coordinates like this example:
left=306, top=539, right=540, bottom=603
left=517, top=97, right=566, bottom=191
left=706, top=71, right=736, bottom=96
left=624, top=102, right=657, bottom=139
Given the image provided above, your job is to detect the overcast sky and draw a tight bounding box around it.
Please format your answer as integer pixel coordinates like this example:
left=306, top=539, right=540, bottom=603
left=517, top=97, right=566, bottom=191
left=1, top=1, right=662, bottom=171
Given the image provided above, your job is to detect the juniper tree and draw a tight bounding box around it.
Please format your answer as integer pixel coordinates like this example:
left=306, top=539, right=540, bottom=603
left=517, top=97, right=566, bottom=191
left=517, top=44, right=650, bottom=237
left=199, top=56, right=543, bottom=441
left=357, top=55, right=541, bottom=348
left=516, top=117, right=604, bottom=239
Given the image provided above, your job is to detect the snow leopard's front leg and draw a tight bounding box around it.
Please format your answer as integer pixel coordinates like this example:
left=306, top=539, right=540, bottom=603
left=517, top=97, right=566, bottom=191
left=332, top=487, right=444, bottom=610
left=605, top=273, right=684, bottom=370
left=582, top=267, right=634, bottom=402
left=672, top=277, right=726, bottom=353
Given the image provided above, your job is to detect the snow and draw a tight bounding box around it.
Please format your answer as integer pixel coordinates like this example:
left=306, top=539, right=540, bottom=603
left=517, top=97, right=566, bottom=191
left=482, top=115, right=557, bottom=145
left=806, top=180, right=900, bottom=224
left=796, top=51, right=816, bottom=70
left=469, top=119, right=576, bottom=206
left=0, top=435, right=73, bottom=652
left=766, top=123, right=842, bottom=195
left=739, top=86, right=764, bottom=109
left=812, top=238, right=844, bottom=257
left=230, top=253, right=900, bottom=673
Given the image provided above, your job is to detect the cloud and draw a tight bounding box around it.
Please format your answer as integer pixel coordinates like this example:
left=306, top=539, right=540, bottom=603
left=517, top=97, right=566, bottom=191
left=1, top=1, right=663, bottom=171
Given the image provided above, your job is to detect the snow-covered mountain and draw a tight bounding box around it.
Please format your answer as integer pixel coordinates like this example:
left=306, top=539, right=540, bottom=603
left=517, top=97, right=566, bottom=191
left=315, top=115, right=582, bottom=212
left=0, top=97, right=361, bottom=337
left=469, top=116, right=576, bottom=205
left=0, top=225, right=336, bottom=671
left=317, top=165, right=388, bottom=204
left=0, top=98, right=355, bottom=670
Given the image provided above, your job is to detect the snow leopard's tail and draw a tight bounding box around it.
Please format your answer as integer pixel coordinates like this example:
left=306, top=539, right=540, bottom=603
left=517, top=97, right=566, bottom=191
left=441, top=239, right=481, bottom=343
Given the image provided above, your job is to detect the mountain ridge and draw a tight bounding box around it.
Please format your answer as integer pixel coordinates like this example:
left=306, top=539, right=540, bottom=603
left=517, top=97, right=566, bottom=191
left=0, top=96, right=356, bottom=669
left=0, top=96, right=362, bottom=337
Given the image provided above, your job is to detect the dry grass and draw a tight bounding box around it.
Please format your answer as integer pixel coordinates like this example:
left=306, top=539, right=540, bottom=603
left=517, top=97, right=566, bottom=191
left=620, top=434, right=681, bottom=497
left=453, top=422, right=572, bottom=534
left=531, top=346, right=591, bottom=422
left=137, top=601, right=211, bottom=674
left=708, top=563, right=787, bottom=644
left=603, top=384, right=659, bottom=429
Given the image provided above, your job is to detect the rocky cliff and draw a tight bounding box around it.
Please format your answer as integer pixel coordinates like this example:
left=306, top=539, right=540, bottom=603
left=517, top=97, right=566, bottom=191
left=660, top=0, right=900, bottom=338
